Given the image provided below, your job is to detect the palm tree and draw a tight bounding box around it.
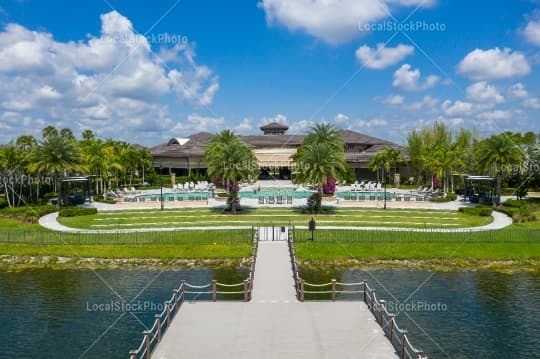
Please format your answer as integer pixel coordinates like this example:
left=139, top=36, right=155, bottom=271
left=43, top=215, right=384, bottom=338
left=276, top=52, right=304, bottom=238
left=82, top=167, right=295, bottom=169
left=369, top=147, right=403, bottom=186
left=31, top=134, right=82, bottom=207
left=294, top=142, right=347, bottom=212
left=476, top=134, right=525, bottom=206
left=205, top=130, right=258, bottom=214
left=302, top=123, right=344, bottom=152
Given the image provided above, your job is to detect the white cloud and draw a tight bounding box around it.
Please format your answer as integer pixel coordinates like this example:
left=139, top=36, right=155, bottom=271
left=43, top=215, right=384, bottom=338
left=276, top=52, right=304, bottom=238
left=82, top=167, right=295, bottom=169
left=185, top=114, right=225, bottom=132
left=235, top=118, right=255, bottom=133
left=406, top=95, right=440, bottom=111
left=334, top=113, right=349, bottom=122
left=355, top=43, right=414, bottom=69
left=393, top=64, right=439, bottom=91
left=523, top=97, right=540, bottom=109
left=457, top=47, right=530, bottom=80
left=466, top=81, right=504, bottom=105
left=0, top=11, right=219, bottom=144
left=509, top=83, right=528, bottom=98
left=383, top=95, right=405, bottom=105
left=289, top=119, right=315, bottom=133
left=356, top=118, right=388, bottom=128
left=441, top=100, right=474, bottom=117
left=476, top=110, right=512, bottom=121
left=259, top=0, right=434, bottom=45
left=524, top=19, right=540, bottom=46
left=260, top=113, right=288, bottom=126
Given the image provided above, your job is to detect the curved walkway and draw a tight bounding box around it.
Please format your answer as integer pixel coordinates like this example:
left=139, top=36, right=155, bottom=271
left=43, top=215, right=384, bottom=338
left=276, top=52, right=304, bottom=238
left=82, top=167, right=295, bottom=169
left=39, top=210, right=513, bottom=234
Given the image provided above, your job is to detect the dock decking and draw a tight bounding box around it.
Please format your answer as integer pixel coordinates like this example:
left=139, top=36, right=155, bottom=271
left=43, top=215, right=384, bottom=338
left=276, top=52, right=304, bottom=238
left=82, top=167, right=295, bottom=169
left=150, top=230, right=398, bottom=358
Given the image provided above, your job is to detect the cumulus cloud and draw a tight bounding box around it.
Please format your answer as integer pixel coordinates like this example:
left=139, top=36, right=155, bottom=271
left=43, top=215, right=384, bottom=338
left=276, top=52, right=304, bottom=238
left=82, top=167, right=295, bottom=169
left=383, top=95, right=405, bottom=105
left=334, top=113, right=349, bottom=123
left=476, top=110, right=512, bottom=121
left=393, top=64, right=439, bottom=91
left=406, top=95, right=439, bottom=111
left=0, top=11, right=219, bottom=144
left=523, top=97, right=540, bottom=109
left=441, top=100, right=474, bottom=117
left=466, top=81, right=504, bottom=105
left=509, top=83, right=528, bottom=98
left=356, top=118, right=388, bottom=128
left=355, top=43, right=414, bottom=69
left=457, top=47, right=530, bottom=80
left=524, top=19, right=540, bottom=46
left=258, top=0, right=434, bottom=45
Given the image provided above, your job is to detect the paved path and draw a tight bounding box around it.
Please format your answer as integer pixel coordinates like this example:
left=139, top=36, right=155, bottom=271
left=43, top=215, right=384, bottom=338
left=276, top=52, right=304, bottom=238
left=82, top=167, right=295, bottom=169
left=39, top=210, right=512, bottom=234
left=251, top=237, right=296, bottom=302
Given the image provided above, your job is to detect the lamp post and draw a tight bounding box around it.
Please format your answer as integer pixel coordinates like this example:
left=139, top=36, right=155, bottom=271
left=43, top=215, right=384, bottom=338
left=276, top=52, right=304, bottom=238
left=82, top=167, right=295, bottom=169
left=159, top=163, right=164, bottom=211
left=383, top=168, right=387, bottom=210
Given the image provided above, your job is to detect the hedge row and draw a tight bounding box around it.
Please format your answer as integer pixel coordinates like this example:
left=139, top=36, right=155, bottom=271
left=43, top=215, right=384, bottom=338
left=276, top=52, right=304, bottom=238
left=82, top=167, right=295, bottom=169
left=458, top=206, right=493, bottom=217
left=59, top=207, right=98, bottom=217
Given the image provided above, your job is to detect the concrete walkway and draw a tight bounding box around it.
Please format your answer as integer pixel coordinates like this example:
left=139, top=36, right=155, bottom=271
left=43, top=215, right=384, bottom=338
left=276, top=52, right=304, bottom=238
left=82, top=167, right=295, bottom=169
left=39, top=210, right=513, bottom=234
left=251, top=239, right=296, bottom=302
left=151, top=237, right=398, bottom=359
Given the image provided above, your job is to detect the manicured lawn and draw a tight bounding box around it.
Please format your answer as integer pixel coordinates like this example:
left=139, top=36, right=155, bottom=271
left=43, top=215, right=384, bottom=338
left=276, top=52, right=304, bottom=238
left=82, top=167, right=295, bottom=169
left=0, top=243, right=251, bottom=259
left=0, top=218, right=48, bottom=231
left=293, top=227, right=540, bottom=260
left=57, top=207, right=492, bottom=230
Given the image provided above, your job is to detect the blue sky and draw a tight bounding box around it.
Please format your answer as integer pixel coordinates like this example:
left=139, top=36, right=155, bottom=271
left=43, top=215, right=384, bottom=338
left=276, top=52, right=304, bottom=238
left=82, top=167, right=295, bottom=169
left=0, top=0, right=539, bottom=146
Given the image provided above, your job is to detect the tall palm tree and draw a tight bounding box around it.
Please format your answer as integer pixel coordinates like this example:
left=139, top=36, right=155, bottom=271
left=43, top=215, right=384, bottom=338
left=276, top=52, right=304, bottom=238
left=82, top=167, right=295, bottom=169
left=205, top=130, right=258, bottom=214
left=31, top=134, right=82, bottom=207
left=369, top=147, right=403, bottom=185
left=476, top=134, right=525, bottom=205
left=294, top=142, right=347, bottom=212
left=293, top=124, right=346, bottom=212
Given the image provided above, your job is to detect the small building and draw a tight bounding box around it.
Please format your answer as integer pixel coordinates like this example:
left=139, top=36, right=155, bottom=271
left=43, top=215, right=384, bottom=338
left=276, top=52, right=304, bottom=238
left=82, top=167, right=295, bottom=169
left=150, top=124, right=409, bottom=181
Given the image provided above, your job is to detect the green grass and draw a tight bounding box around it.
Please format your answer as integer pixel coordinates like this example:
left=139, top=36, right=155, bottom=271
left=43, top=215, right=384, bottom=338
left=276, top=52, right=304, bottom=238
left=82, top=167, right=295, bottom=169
left=0, top=243, right=251, bottom=259
left=58, top=207, right=492, bottom=230
left=0, top=218, right=48, bottom=231
left=294, top=228, right=540, bottom=260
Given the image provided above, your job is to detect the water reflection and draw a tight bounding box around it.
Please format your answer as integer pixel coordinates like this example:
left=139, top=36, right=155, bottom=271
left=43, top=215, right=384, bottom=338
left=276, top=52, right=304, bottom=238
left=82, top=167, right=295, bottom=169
left=299, top=266, right=540, bottom=358
left=0, top=267, right=248, bottom=359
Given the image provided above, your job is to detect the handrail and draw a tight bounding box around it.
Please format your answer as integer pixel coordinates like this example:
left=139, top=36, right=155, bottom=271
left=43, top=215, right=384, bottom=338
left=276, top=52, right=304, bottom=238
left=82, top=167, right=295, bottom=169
left=295, top=278, right=428, bottom=359
left=128, top=227, right=260, bottom=358
left=287, top=226, right=302, bottom=301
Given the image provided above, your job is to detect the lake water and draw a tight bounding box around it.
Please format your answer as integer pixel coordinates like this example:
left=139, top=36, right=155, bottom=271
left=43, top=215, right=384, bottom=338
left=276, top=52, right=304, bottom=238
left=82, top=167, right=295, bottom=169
left=300, top=267, right=540, bottom=359
left=0, top=267, right=248, bottom=359
left=1, top=267, right=539, bottom=358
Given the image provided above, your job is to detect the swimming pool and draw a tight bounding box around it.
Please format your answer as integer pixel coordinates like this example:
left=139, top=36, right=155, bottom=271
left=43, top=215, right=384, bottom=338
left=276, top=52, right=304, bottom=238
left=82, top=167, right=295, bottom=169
left=239, top=187, right=314, bottom=199
left=335, top=191, right=392, bottom=200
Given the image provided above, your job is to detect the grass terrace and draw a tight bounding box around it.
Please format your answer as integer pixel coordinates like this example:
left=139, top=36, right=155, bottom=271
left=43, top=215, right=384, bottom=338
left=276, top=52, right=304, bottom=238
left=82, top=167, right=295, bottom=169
left=57, top=207, right=493, bottom=230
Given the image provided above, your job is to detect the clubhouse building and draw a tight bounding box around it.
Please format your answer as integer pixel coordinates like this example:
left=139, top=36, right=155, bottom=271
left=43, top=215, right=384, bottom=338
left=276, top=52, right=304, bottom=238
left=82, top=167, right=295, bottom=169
left=150, top=122, right=408, bottom=181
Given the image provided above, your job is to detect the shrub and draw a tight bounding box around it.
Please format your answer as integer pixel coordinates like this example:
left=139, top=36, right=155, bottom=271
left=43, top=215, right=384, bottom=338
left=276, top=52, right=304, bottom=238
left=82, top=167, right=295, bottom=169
left=458, top=206, right=492, bottom=217
left=431, top=193, right=458, bottom=202
left=59, top=207, right=98, bottom=217
left=503, top=199, right=527, bottom=208
left=0, top=205, right=57, bottom=222
left=0, top=197, right=8, bottom=209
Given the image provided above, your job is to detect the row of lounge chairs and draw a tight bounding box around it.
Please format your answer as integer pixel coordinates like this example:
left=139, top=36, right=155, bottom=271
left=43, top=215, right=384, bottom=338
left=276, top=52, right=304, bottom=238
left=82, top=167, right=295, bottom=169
left=173, top=181, right=212, bottom=191
left=351, top=181, right=383, bottom=191
left=123, top=194, right=208, bottom=202
left=258, top=196, right=293, bottom=205
left=342, top=193, right=390, bottom=201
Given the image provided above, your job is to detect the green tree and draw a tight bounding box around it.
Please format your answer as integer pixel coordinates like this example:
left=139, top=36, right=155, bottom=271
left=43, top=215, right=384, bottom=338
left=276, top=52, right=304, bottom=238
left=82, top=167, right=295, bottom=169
left=294, top=124, right=347, bottom=212
left=205, top=130, right=258, bottom=214
left=476, top=134, right=525, bottom=205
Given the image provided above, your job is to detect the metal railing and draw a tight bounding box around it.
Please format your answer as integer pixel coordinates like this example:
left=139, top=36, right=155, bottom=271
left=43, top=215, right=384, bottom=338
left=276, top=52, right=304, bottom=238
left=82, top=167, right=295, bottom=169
left=287, top=227, right=302, bottom=301
left=0, top=228, right=253, bottom=245
left=128, top=228, right=260, bottom=358
left=296, top=278, right=427, bottom=359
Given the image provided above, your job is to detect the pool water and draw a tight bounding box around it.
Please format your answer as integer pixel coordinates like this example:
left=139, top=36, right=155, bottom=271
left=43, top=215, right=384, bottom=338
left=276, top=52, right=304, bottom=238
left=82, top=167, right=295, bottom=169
left=239, top=187, right=314, bottom=199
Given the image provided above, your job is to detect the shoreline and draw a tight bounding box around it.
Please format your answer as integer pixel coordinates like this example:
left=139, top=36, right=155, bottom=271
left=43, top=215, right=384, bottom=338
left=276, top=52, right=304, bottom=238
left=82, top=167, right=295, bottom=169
left=1, top=255, right=539, bottom=272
